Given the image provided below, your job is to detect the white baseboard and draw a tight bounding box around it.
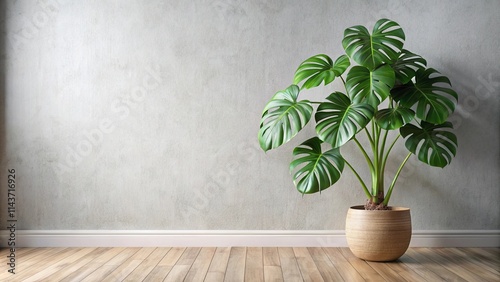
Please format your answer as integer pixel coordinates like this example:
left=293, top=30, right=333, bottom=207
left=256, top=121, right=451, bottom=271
left=409, top=230, right=500, bottom=247
left=1, top=230, right=499, bottom=248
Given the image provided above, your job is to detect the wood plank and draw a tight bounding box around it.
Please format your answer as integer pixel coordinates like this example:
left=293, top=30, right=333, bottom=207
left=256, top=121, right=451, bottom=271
left=3, top=247, right=499, bottom=281
left=83, top=247, right=142, bottom=281
left=158, top=247, right=186, bottom=266
left=184, top=247, right=217, bottom=282
left=365, top=260, right=405, bottom=282
left=224, top=247, right=246, bottom=282
left=341, top=247, right=428, bottom=282
left=40, top=248, right=112, bottom=281
left=205, top=247, right=231, bottom=282
left=144, top=247, right=186, bottom=281
left=143, top=266, right=174, bottom=282
left=0, top=247, right=60, bottom=280
left=11, top=248, right=81, bottom=281
left=122, top=247, right=171, bottom=281
left=20, top=248, right=96, bottom=282
left=0, top=247, right=38, bottom=257
left=12, top=247, right=66, bottom=266
left=277, top=247, right=303, bottom=282
left=483, top=247, right=500, bottom=256
left=263, top=247, right=284, bottom=282
left=164, top=265, right=192, bottom=282
left=245, top=247, right=264, bottom=282
left=337, top=247, right=385, bottom=281
left=177, top=247, right=202, bottom=265
left=164, top=247, right=202, bottom=282
left=105, top=247, right=143, bottom=265
left=82, top=265, right=119, bottom=281
left=307, top=247, right=348, bottom=281
left=264, top=265, right=284, bottom=282
left=397, top=253, right=446, bottom=281
left=421, top=248, right=486, bottom=281
left=454, top=248, right=499, bottom=275
left=59, top=247, right=126, bottom=281
left=460, top=247, right=500, bottom=271
left=405, top=248, right=468, bottom=281
left=263, top=247, right=281, bottom=266
left=433, top=248, right=499, bottom=281
left=323, top=248, right=364, bottom=282
left=100, top=247, right=156, bottom=282
left=293, top=247, right=324, bottom=282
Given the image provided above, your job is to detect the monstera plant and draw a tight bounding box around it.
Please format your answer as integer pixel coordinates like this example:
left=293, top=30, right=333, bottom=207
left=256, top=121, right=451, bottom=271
left=258, top=18, right=458, bottom=210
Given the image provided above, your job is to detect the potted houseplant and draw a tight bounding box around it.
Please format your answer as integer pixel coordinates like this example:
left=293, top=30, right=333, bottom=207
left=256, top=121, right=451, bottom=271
left=258, top=18, right=458, bottom=261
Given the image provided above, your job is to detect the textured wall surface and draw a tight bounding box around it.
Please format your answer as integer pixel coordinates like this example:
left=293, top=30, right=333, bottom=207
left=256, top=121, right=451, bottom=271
left=0, top=0, right=498, bottom=231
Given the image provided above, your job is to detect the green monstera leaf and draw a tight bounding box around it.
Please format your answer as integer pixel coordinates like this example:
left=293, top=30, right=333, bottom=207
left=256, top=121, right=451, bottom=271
left=375, top=107, right=415, bottom=130
left=400, top=121, right=457, bottom=168
left=342, top=18, right=405, bottom=70
left=258, top=85, right=313, bottom=151
left=345, top=65, right=396, bottom=108
left=290, top=137, right=345, bottom=194
left=392, top=49, right=427, bottom=84
left=315, top=93, right=374, bottom=148
left=391, top=68, right=458, bottom=124
left=293, top=54, right=351, bottom=89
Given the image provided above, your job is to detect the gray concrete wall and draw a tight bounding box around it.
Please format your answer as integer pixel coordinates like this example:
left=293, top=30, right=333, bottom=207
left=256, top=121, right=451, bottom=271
left=0, top=0, right=498, bottom=231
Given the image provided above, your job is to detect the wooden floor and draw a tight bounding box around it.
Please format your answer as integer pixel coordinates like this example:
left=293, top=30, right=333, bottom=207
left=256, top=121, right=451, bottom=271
left=0, top=247, right=498, bottom=281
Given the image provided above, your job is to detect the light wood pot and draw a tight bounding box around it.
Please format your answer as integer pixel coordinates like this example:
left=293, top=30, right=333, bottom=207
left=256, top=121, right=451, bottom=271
left=345, top=205, right=411, bottom=262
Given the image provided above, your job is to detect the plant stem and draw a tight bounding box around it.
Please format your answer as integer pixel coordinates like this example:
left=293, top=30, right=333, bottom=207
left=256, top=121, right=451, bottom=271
left=340, top=76, right=346, bottom=87
left=380, top=129, right=389, bottom=163
left=371, top=122, right=383, bottom=202
left=353, top=135, right=378, bottom=201
left=364, top=127, right=374, bottom=145
left=353, top=137, right=374, bottom=172
left=344, top=159, right=371, bottom=199
left=383, top=152, right=412, bottom=206
left=382, top=134, right=400, bottom=170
